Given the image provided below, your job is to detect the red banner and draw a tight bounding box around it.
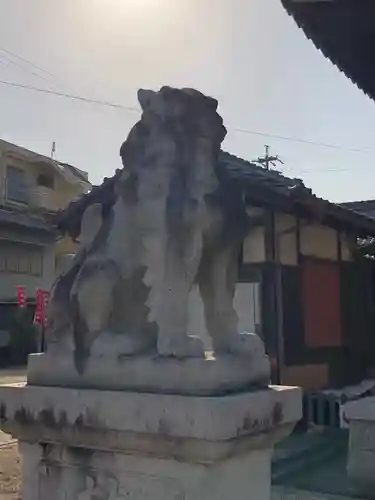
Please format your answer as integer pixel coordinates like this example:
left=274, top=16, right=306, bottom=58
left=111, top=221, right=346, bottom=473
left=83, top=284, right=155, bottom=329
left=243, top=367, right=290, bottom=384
left=17, top=286, right=27, bottom=309
left=33, top=289, right=50, bottom=326
left=42, top=290, right=50, bottom=327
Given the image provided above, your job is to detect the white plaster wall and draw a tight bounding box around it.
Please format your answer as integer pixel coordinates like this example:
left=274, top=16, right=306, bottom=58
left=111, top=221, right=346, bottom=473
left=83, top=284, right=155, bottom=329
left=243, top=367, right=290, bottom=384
left=340, top=232, right=353, bottom=261
left=246, top=206, right=264, bottom=218
left=241, top=210, right=341, bottom=266
left=187, top=283, right=261, bottom=348
left=275, top=214, right=297, bottom=266
left=301, top=223, right=338, bottom=261
left=274, top=214, right=342, bottom=265
left=243, top=227, right=266, bottom=263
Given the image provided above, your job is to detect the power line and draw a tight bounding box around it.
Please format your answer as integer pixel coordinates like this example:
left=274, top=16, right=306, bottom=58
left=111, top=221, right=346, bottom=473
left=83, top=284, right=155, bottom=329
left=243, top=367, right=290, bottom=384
left=0, top=52, right=50, bottom=83
left=0, top=77, right=373, bottom=156
left=0, top=46, right=59, bottom=80
left=233, top=127, right=371, bottom=154
left=0, top=79, right=139, bottom=111
left=0, top=46, right=124, bottom=116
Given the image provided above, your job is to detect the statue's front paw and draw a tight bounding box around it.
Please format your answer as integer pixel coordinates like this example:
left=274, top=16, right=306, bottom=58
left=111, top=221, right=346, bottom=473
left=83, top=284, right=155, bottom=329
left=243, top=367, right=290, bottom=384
left=230, top=332, right=267, bottom=357
left=230, top=332, right=271, bottom=383
left=157, top=335, right=205, bottom=358
left=183, top=335, right=205, bottom=358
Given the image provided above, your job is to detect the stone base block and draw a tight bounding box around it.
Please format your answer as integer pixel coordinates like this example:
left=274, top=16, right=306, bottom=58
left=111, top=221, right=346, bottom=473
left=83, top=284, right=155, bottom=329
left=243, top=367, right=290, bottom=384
left=0, top=384, right=301, bottom=499
left=22, top=442, right=274, bottom=500
left=27, top=351, right=270, bottom=396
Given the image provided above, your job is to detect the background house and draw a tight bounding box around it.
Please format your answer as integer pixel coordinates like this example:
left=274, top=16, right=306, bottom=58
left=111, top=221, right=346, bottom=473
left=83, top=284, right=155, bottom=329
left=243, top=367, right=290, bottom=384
left=188, top=152, right=375, bottom=391
left=0, top=139, right=91, bottom=354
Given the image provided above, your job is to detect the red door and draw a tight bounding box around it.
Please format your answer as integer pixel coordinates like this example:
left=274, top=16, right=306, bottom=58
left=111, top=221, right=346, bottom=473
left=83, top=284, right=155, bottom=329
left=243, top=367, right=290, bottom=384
left=302, top=258, right=342, bottom=347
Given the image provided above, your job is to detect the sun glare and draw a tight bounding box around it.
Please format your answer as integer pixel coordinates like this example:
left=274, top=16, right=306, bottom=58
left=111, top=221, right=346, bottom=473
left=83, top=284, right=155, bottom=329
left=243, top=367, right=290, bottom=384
left=88, top=0, right=175, bottom=30
left=92, top=0, right=163, bottom=16
left=83, top=0, right=180, bottom=44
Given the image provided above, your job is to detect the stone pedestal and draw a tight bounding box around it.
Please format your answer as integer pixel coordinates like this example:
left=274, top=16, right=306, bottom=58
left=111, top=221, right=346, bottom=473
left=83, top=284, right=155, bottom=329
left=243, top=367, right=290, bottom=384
left=346, top=396, right=375, bottom=488
left=0, top=382, right=301, bottom=499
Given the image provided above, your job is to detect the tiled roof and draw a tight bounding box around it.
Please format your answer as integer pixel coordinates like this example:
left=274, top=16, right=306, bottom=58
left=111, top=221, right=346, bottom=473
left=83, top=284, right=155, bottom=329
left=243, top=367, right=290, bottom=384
left=340, top=200, right=375, bottom=220
left=221, top=151, right=375, bottom=237
left=57, top=162, right=90, bottom=185
left=341, top=199, right=375, bottom=211
left=221, top=151, right=307, bottom=196
left=281, top=0, right=375, bottom=101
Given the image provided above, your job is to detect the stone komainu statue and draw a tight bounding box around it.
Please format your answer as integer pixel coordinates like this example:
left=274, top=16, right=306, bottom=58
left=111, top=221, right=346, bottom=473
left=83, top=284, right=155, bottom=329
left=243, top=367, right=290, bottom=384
left=48, top=86, right=266, bottom=373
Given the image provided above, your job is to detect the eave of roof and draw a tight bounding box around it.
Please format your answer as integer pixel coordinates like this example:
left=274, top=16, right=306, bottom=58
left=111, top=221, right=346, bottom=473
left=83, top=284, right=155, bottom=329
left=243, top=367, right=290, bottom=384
left=221, top=151, right=375, bottom=237
left=281, top=0, right=375, bottom=101
left=0, top=206, right=57, bottom=239
left=341, top=199, right=375, bottom=211
left=58, top=162, right=89, bottom=184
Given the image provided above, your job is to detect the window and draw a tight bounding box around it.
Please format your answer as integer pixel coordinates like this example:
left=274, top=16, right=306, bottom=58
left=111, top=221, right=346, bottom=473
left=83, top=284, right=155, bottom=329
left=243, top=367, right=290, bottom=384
left=6, top=166, right=28, bottom=204
left=30, top=250, right=43, bottom=276
left=0, top=242, right=43, bottom=276
left=5, top=253, right=18, bottom=273
left=37, top=173, right=54, bottom=189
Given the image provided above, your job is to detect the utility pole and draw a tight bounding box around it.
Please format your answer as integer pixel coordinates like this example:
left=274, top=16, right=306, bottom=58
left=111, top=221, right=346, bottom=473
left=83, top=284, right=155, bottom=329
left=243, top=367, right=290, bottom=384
left=253, top=144, right=284, bottom=171
left=252, top=144, right=285, bottom=385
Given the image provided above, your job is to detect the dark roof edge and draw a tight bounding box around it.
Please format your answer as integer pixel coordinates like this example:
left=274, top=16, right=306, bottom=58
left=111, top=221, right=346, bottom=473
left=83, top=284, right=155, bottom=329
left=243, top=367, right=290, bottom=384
left=0, top=207, right=58, bottom=239
left=340, top=200, right=375, bottom=210
left=221, top=151, right=375, bottom=237
left=280, top=0, right=375, bottom=101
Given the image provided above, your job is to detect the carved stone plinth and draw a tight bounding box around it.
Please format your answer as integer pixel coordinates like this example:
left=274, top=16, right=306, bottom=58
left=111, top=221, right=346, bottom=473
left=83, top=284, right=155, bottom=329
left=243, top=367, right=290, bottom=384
left=27, top=350, right=270, bottom=396
left=0, top=383, right=301, bottom=500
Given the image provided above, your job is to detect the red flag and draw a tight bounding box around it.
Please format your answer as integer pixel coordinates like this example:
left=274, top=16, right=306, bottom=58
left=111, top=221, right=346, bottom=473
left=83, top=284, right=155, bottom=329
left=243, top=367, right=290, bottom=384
left=33, top=289, right=50, bottom=326
left=42, top=291, right=50, bottom=327
left=33, top=289, right=43, bottom=325
left=17, top=286, right=27, bottom=308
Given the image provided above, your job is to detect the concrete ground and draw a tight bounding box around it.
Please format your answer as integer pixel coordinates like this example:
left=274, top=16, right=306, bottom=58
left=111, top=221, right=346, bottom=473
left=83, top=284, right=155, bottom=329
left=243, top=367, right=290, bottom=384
left=0, top=368, right=26, bottom=385
left=0, top=368, right=25, bottom=499
left=0, top=368, right=26, bottom=446
left=273, top=429, right=371, bottom=499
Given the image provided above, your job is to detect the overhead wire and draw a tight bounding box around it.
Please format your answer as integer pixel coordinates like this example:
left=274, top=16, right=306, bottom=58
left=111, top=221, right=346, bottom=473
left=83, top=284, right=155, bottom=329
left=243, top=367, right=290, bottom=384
left=232, top=127, right=371, bottom=155
left=0, top=52, right=50, bottom=83
left=0, top=79, right=139, bottom=112
left=0, top=45, right=121, bottom=112
left=0, top=74, right=373, bottom=175
left=0, top=45, right=372, bottom=158
left=0, top=46, right=60, bottom=80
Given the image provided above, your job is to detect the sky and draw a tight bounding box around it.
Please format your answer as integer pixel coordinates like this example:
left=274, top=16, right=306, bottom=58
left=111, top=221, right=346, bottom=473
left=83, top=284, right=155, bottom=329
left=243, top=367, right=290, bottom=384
left=1, top=0, right=375, bottom=202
